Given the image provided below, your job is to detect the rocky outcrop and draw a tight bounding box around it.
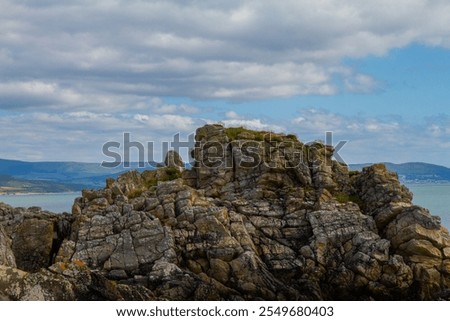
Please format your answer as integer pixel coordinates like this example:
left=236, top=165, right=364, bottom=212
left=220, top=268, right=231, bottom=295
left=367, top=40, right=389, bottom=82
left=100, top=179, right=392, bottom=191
left=164, top=150, right=185, bottom=169
left=0, top=225, right=15, bottom=267
left=1, top=124, right=449, bottom=300
left=0, top=203, right=154, bottom=300
left=355, top=164, right=450, bottom=299
left=0, top=205, right=73, bottom=273
left=0, top=263, right=155, bottom=300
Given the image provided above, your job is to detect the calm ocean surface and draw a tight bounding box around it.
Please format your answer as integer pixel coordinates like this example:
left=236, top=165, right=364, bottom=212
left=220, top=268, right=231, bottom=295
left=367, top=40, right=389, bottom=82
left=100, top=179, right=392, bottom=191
left=405, top=183, right=450, bottom=230
left=0, top=192, right=80, bottom=213
left=0, top=185, right=448, bottom=229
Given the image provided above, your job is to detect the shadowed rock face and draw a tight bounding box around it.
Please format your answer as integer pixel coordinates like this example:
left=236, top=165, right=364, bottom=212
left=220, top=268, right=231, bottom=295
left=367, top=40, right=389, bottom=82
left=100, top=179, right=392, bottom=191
left=164, top=150, right=185, bottom=169
left=1, top=124, right=449, bottom=300
left=0, top=225, right=15, bottom=268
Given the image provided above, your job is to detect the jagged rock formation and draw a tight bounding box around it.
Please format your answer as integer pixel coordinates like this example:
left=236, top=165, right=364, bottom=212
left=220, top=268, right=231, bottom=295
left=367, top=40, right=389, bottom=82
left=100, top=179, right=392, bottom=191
left=0, top=204, right=153, bottom=300
left=1, top=124, right=449, bottom=300
left=164, top=150, right=185, bottom=169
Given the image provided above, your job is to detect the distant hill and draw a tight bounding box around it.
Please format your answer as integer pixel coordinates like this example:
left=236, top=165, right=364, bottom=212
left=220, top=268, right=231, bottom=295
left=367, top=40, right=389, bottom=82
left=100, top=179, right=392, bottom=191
left=0, top=174, right=86, bottom=194
left=349, top=162, right=450, bottom=182
left=0, top=158, right=154, bottom=193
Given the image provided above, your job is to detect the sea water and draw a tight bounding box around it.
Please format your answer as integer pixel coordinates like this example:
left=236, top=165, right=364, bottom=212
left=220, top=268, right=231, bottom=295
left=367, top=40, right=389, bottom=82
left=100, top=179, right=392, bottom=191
left=405, top=183, right=450, bottom=230
left=0, top=185, right=448, bottom=229
left=0, top=192, right=80, bottom=213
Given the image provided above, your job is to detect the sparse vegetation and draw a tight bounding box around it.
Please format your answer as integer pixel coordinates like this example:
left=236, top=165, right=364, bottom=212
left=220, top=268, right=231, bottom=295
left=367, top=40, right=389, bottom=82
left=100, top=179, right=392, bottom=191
left=127, top=189, right=144, bottom=199
left=165, top=167, right=182, bottom=180
left=225, top=127, right=288, bottom=143
left=144, top=178, right=158, bottom=188
left=266, top=133, right=283, bottom=142
left=349, top=170, right=360, bottom=178
left=125, top=168, right=182, bottom=199
left=141, top=171, right=158, bottom=188
left=286, top=134, right=299, bottom=141
left=225, top=127, right=264, bottom=141
left=334, top=192, right=363, bottom=207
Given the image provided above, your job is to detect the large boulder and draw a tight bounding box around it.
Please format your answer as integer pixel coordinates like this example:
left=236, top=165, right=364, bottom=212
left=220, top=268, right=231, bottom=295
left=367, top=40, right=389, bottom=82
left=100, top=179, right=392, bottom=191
left=12, top=219, right=54, bottom=272
left=164, top=150, right=185, bottom=168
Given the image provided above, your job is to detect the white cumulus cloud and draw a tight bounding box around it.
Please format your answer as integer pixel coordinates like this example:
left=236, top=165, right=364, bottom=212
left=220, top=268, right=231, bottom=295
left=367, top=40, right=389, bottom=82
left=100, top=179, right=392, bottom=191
left=1, top=0, right=450, bottom=107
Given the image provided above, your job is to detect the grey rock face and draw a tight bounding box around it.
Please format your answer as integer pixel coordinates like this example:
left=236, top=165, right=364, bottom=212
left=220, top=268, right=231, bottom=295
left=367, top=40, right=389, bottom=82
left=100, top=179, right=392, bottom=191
left=0, top=225, right=15, bottom=267
left=1, top=125, right=449, bottom=300
left=164, top=150, right=185, bottom=168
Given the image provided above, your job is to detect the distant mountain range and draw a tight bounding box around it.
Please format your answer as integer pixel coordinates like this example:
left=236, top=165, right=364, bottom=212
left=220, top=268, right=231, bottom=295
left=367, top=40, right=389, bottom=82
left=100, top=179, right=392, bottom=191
left=1, top=159, right=449, bottom=194
left=349, top=162, right=450, bottom=183
left=0, top=158, right=153, bottom=194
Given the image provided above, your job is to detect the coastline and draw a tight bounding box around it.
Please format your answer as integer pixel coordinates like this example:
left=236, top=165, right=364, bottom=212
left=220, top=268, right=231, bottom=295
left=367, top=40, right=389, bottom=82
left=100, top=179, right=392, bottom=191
left=0, top=191, right=81, bottom=213
left=0, top=191, right=81, bottom=196
left=402, top=180, right=450, bottom=185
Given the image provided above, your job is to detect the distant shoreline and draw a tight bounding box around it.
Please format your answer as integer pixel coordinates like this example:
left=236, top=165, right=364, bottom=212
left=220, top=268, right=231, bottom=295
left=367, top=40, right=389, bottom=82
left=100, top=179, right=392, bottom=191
left=402, top=181, right=450, bottom=185
left=0, top=191, right=81, bottom=196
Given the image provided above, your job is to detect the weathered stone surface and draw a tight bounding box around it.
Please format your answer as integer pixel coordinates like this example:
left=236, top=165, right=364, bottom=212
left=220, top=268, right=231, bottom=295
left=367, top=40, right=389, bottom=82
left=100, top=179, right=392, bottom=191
left=165, top=150, right=185, bottom=168
left=0, top=263, right=155, bottom=300
left=354, top=164, right=413, bottom=229
left=352, top=163, right=450, bottom=299
left=1, top=125, right=449, bottom=300
left=12, top=218, right=54, bottom=272
left=0, top=225, right=15, bottom=267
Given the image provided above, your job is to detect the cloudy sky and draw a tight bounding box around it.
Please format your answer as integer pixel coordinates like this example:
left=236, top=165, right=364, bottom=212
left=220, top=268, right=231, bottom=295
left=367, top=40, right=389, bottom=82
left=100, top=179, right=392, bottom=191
left=1, top=0, right=450, bottom=166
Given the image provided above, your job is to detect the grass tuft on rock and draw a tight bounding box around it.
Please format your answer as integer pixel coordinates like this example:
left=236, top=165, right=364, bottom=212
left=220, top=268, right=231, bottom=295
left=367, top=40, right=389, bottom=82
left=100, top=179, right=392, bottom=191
left=334, top=192, right=364, bottom=207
